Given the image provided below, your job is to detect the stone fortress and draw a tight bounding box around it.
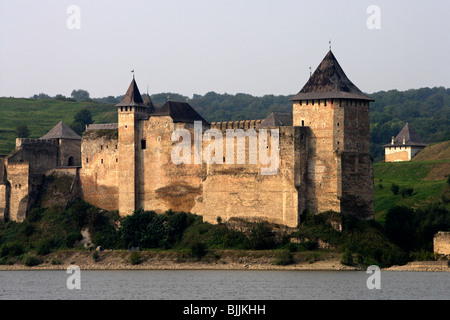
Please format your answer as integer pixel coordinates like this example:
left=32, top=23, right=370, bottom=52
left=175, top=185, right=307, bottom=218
left=0, top=50, right=375, bottom=227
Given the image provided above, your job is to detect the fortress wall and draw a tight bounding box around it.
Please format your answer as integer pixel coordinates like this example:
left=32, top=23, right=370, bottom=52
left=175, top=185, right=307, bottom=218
left=210, top=120, right=263, bottom=131
left=6, top=162, right=30, bottom=222
left=201, top=126, right=305, bottom=227
left=59, top=139, right=82, bottom=167
left=293, top=99, right=340, bottom=214
left=135, top=118, right=305, bottom=227
left=0, top=159, right=7, bottom=219
left=80, top=132, right=119, bottom=211
left=8, top=139, right=59, bottom=175
left=0, top=184, right=9, bottom=221
left=137, top=117, right=206, bottom=214
left=385, top=148, right=410, bottom=162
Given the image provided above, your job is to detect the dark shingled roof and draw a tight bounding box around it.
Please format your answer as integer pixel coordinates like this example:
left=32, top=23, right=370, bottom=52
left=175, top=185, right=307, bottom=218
left=384, top=123, right=427, bottom=147
left=116, top=77, right=145, bottom=107
left=152, top=101, right=209, bottom=124
left=290, top=50, right=374, bottom=102
left=40, top=121, right=81, bottom=140
left=257, top=112, right=293, bottom=129
left=143, top=94, right=156, bottom=114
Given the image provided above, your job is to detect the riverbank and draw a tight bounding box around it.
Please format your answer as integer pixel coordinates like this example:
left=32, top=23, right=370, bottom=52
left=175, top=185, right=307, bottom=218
left=0, top=249, right=448, bottom=272
left=0, top=249, right=359, bottom=271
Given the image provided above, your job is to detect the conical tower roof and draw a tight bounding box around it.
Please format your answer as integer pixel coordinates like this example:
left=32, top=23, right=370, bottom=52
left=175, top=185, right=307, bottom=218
left=116, top=76, right=145, bottom=107
left=144, top=93, right=156, bottom=113
left=40, top=121, right=81, bottom=140
left=291, top=50, right=374, bottom=101
left=384, top=123, right=427, bottom=147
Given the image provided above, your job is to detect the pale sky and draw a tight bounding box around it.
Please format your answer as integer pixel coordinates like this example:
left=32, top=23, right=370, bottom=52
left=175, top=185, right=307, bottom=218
left=0, top=0, right=449, bottom=98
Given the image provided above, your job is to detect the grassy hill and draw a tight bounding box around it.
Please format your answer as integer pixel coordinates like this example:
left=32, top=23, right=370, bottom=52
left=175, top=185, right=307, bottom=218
left=0, top=98, right=117, bottom=155
left=373, top=140, right=450, bottom=224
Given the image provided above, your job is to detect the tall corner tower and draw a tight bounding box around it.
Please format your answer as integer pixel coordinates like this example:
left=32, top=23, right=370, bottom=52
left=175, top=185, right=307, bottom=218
left=116, top=76, right=149, bottom=216
left=290, top=50, right=374, bottom=219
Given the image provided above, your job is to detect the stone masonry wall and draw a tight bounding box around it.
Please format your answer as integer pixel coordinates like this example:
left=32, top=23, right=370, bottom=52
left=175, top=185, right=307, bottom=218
left=0, top=184, right=9, bottom=221
left=9, top=139, right=59, bottom=175
left=293, top=98, right=374, bottom=219
left=340, top=99, right=374, bottom=219
left=434, top=231, right=450, bottom=255
left=293, top=99, right=340, bottom=214
left=59, top=139, right=82, bottom=167
left=133, top=116, right=307, bottom=227
left=80, top=131, right=119, bottom=211
left=5, top=162, right=30, bottom=222
left=201, top=126, right=308, bottom=227
left=137, top=117, right=206, bottom=215
left=385, top=146, right=411, bottom=162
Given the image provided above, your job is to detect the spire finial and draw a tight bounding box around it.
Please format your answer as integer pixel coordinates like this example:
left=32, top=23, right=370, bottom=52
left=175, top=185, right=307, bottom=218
left=131, top=70, right=135, bottom=79
left=329, top=39, right=331, bottom=51
left=309, top=66, right=312, bottom=78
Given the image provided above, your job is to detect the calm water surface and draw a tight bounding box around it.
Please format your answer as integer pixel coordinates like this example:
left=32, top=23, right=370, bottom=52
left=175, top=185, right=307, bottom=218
left=0, top=270, right=448, bottom=300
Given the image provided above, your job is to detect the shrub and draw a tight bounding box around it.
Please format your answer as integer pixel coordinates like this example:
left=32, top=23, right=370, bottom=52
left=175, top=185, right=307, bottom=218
left=341, top=250, right=354, bottom=266
left=129, top=251, right=142, bottom=265
left=341, top=214, right=408, bottom=268
left=401, top=188, right=414, bottom=198
left=390, top=183, right=400, bottom=195
left=23, top=254, right=42, bottom=267
left=272, top=250, right=294, bottom=266
left=26, top=207, right=43, bottom=223
left=65, top=232, right=82, bottom=248
left=0, top=256, right=15, bottom=265
left=208, top=225, right=247, bottom=249
left=244, top=222, right=276, bottom=250
left=0, top=242, right=24, bottom=258
left=92, top=251, right=100, bottom=262
left=68, top=200, right=91, bottom=228
left=22, top=223, right=35, bottom=237
left=36, top=238, right=53, bottom=255
left=191, top=242, right=207, bottom=260
left=287, top=243, right=297, bottom=252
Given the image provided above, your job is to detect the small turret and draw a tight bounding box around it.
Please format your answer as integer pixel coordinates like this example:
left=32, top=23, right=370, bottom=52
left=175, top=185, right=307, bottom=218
left=116, top=76, right=149, bottom=118
left=143, top=93, right=156, bottom=114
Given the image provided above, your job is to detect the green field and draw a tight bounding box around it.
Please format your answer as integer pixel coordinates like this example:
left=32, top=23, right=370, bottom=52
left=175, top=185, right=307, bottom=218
left=0, top=98, right=117, bottom=155
left=373, top=153, right=450, bottom=224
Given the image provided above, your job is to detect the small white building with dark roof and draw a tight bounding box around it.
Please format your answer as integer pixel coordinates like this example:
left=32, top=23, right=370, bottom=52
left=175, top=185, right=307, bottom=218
left=384, top=123, right=427, bottom=162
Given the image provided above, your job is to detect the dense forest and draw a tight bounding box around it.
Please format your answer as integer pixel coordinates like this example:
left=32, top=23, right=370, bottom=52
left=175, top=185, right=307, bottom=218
left=3, top=86, right=449, bottom=162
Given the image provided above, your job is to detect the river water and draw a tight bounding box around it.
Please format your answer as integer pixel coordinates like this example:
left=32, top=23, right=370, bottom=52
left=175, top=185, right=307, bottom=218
left=0, top=270, right=448, bottom=300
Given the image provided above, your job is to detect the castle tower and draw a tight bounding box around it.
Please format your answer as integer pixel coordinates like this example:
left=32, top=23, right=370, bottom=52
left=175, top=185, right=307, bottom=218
left=40, top=121, right=82, bottom=167
left=116, top=76, right=149, bottom=216
left=291, top=50, right=374, bottom=219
